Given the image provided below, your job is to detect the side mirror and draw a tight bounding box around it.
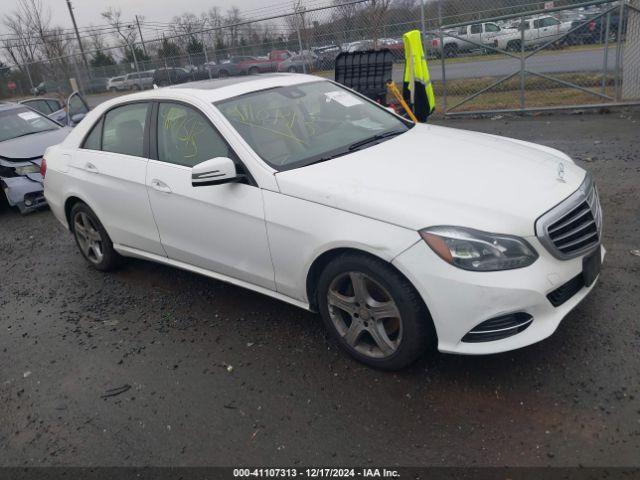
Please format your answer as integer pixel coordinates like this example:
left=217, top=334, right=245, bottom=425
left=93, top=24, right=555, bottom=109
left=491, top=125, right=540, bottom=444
left=192, top=157, right=243, bottom=187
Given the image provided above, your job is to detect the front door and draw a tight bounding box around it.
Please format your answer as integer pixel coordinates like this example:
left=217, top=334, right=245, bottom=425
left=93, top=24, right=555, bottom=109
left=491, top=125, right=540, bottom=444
left=146, top=101, right=275, bottom=290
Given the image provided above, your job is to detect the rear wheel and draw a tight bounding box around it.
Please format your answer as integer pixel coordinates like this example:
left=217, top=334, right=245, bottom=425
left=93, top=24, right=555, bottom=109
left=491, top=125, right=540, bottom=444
left=248, top=66, right=259, bottom=75
left=444, top=43, right=458, bottom=58
left=317, top=253, right=435, bottom=370
left=70, top=202, right=122, bottom=271
left=507, top=40, right=522, bottom=52
left=288, top=66, right=297, bottom=73
left=218, top=70, right=229, bottom=78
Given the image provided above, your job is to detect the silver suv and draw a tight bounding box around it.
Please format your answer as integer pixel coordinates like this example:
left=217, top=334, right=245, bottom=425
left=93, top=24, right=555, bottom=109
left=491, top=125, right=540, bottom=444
left=124, top=71, right=154, bottom=90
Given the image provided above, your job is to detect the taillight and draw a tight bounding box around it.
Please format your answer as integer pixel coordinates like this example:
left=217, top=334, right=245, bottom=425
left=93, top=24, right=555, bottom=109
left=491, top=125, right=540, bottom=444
left=431, top=39, right=439, bottom=47
left=40, top=157, right=47, bottom=178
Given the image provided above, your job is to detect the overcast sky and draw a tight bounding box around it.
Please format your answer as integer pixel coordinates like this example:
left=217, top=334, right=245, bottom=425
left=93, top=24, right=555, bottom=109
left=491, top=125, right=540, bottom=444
left=3, top=0, right=275, bottom=35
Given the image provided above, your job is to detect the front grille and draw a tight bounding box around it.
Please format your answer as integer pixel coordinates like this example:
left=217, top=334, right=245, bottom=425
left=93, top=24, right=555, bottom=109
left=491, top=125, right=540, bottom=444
left=461, top=312, right=533, bottom=343
left=547, top=273, right=584, bottom=307
left=536, top=173, right=603, bottom=260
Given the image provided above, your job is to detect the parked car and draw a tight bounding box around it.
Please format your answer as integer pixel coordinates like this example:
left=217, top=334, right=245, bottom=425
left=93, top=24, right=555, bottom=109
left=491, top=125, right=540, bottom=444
left=19, top=97, right=66, bottom=124
left=19, top=91, right=90, bottom=127
left=241, top=50, right=293, bottom=75
left=0, top=92, right=88, bottom=213
left=152, top=67, right=191, bottom=86
left=87, top=77, right=108, bottom=93
left=431, top=22, right=503, bottom=57
left=313, top=45, right=341, bottom=70
left=565, top=9, right=627, bottom=45
left=43, top=74, right=603, bottom=369
left=208, top=57, right=258, bottom=78
left=123, top=71, right=155, bottom=90
left=277, top=53, right=317, bottom=73
left=30, top=80, right=68, bottom=96
left=107, top=76, right=127, bottom=92
left=497, top=15, right=572, bottom=51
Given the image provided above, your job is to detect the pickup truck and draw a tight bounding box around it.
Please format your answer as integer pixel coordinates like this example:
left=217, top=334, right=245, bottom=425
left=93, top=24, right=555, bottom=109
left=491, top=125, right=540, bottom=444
left=497, top=15, right=572, bottom=51
left=431, top=22, right=503, bottom=57
left=241, top=50, right=293, bottom=74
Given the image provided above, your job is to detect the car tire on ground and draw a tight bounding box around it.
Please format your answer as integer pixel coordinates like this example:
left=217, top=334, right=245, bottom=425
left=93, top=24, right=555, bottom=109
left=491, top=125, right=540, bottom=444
left=288, top=66, right=297, bottom=73
left=316, top=252, right=435, bottom=370
left=507, top=40, right=522, bottom=52
left=248, top=67, right=259, bottom=75
left=444, top=44, right=458, bottom=58
left=70, top=202, right=122, bottom=272
left=109, top=87, right=117, bottom=93
left=218, top=70, right=229, bottom=78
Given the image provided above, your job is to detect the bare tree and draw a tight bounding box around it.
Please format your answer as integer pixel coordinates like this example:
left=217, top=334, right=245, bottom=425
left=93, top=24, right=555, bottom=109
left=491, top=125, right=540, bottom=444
left=101, top=7, right=139, bottom=67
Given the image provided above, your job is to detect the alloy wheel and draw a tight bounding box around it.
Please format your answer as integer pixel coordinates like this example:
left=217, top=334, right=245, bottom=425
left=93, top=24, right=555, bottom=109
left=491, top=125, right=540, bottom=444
left=74, top=212, right=104, bottom=264
left=327, top=272, right=402, bottom=359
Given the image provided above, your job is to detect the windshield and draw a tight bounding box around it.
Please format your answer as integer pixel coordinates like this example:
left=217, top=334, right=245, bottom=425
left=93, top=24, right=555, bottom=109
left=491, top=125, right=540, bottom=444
left=215, top=81, right=411, bottom=170
left=0, top=106, right=60, bottom=143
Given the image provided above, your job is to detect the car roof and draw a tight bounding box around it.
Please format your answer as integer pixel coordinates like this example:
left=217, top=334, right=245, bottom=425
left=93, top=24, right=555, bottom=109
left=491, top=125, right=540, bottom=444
left=96, top=73, right=324, bottom=107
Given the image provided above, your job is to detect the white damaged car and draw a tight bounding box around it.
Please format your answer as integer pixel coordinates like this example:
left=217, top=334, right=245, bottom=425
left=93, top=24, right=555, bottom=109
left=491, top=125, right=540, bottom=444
left=42, top=74, right=603, bottom=369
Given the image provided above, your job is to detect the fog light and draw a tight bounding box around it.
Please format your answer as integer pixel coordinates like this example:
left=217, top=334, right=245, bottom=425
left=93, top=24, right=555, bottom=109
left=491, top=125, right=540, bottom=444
left=25, top=199, right=33, bottom=206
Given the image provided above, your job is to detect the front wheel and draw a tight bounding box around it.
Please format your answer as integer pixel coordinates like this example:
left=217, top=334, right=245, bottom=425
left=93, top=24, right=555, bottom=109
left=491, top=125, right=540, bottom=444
left=317, top=253, right=435, bottom=370
left=70, top=202, right=122, bottom=271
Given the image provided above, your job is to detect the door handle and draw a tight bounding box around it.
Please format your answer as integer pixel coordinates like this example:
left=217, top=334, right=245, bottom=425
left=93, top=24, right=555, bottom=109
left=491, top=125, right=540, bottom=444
left=150, top=179, right=172, bottom=193
left=84, top=162, right=99, bottom=173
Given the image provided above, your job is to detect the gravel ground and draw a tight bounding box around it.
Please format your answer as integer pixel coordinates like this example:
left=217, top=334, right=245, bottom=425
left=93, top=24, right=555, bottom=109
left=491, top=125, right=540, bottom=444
left=0, top=111, right=639, bottom=467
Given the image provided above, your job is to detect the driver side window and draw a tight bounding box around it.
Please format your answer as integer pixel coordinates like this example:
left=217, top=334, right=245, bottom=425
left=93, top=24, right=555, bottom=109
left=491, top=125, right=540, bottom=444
left=157, top=102, right=235, bottom=168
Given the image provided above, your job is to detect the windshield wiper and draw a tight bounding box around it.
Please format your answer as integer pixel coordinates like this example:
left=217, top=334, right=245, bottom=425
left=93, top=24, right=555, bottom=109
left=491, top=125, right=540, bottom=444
left=303, top=129, right=407, bottom=168
left=347, top=129, right=406, bottom=152
left=306, top=150, right=352, bottom=166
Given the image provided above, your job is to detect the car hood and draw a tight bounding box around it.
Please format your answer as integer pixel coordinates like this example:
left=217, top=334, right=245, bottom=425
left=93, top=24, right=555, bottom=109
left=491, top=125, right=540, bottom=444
left=274, top=124, right=585, bottom=236
left=0, top=127, right=71, bottom=161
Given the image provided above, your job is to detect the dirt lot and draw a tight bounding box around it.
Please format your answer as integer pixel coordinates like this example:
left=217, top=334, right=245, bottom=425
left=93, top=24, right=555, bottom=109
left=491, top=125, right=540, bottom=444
left=0, top=111, right=638, bottom=467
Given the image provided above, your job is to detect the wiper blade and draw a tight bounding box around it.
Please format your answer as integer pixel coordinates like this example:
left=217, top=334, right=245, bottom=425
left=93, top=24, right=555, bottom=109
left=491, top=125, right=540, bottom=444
left=347, top=129, right=405, bottom=151
left=307, top=150, right=352, bottom=166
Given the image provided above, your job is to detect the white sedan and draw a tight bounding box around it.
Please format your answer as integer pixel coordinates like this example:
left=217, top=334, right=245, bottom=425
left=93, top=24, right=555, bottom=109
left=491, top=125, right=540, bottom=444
left=43, top=74, right=603, bottom=369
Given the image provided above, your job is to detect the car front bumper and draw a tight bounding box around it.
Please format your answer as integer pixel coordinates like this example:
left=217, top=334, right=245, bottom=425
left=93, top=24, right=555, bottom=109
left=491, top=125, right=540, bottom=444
left=392, top=238, right=604, bottom=355
left=2, top=176, right=47, bottom=214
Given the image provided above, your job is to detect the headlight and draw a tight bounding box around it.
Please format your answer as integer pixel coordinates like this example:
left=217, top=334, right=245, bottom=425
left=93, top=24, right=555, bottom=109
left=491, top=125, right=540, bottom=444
left=420, top=226, right=538, bottom=271
left=15, top=165, right=41, bottom=175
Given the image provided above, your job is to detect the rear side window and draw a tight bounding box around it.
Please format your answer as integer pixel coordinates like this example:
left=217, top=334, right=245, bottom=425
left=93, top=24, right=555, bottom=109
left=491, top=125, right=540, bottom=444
left=470, top=24, right=482, bottom=34
left=82, top=117, right=103, bottom=150
left=46, top=100, right=62, bottom=111
left=102, top=103, right=148, bottom=157
left=24, top=100, right=53, bottom=115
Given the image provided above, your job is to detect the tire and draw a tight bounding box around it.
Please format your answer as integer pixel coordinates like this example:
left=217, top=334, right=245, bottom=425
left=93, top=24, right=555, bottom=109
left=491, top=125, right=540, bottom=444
left=316, top=252, right=435, bottom=370
left=109, top=87, right=117, bottom=93
left=70, top=202, right=122, bottom=272
left=288, top=66, right=297, bottom=73
left=444, top=44, right=458, bottom=58
left=132, top=84, right=140, bottom=90
left=218, top=70, right=229, bottom=78
left=507, top=40, right=521, bottom=52
left=248, top=66, right=259, bottom=75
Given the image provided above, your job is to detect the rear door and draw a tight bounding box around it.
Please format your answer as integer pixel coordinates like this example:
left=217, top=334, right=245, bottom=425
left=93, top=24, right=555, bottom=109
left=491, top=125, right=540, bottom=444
left=468, top=24, right=483, bottom=48
left=539, top=16, right=562, bottom=43
left=72, top=101, right=165, bottom=256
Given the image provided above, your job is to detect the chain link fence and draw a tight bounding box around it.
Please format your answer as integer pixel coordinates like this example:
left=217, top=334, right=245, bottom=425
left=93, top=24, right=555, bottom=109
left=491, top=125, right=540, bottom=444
left=2, top=0, right=639, bottom=116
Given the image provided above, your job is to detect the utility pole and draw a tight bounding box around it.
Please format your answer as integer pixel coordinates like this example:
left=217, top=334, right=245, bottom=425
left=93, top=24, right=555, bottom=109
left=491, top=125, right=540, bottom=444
left=135, top=15, right=148, bottom=57
left=65, top=0, right=89, bottom=71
